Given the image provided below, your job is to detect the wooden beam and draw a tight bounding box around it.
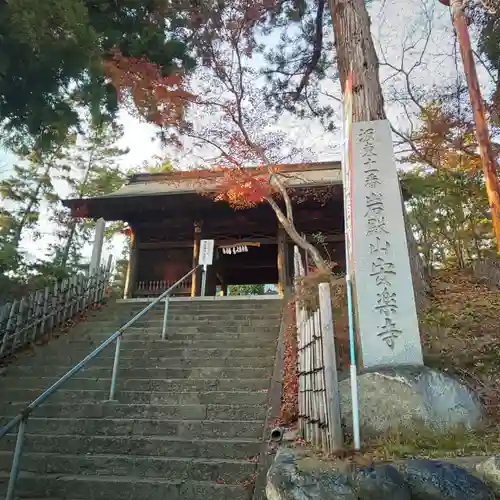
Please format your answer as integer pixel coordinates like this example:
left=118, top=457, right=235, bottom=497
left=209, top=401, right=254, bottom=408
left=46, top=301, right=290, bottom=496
left=138, top=236, right=279, bottom=250
left=137, top=234, right=343, bottom=250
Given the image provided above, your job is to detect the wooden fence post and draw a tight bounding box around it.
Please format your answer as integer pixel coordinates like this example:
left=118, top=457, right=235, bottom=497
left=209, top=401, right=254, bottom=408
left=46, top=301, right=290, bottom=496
left=0, top=267, right=115, bottom=361
left=40, top=287, right=50, bottom=337
left=0, top=301, right=17, bottom=357
left=318, top=282, right=344, bottom=452
left=31, top=290, right=42, bottom=343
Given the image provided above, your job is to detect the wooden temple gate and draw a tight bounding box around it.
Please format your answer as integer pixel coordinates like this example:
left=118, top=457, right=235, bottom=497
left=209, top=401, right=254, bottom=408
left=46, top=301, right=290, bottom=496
left=63, top=162, right=347, bottom=298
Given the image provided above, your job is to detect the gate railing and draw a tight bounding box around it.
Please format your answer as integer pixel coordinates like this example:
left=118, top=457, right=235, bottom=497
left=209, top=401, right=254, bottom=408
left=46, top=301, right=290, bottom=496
left=293, top=246, right=343, bottom=453
left=136, top=279, right=192, bottom=297
left=0, top=262, right=112, bottom=360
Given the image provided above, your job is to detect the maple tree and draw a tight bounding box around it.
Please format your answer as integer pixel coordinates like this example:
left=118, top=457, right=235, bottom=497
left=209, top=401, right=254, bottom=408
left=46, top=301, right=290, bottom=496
left=104, top=0, right=333, bottom=274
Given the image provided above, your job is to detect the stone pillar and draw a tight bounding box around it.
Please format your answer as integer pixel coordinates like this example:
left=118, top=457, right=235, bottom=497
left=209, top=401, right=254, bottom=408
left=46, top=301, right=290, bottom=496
left=123, top=230, right=138, bottom=299
left=89, top=218, right=105, bottom=275
left=277, top=224, right=288, bottom=296
left=191, top=221, right=202, bottom=297
left=350, top=120, right=423, bottom=369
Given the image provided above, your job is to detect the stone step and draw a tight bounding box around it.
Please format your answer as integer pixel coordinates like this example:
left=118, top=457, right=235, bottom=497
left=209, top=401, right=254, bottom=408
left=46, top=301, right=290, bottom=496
left=69, top=332, right=277, bottom=344
left=117, top=300, right=281, bottom=309
left=119, top=300, right=280, bottom=308
left=0, top=434, right=261, bottom=460
left=2, top=377, right=270, bottom=393
left=102, top=307, right=279, bottom=317
left=72, top=324, right=279, bottom=335
left=0, top=452, right=256, bottom=483
left=87, top=309, right=281, bottom=323
left=95, top=313, right=282, bottom=321
left=0, top=473, right=253, bottom=500
left=1, top=402, right=267, bottom=420
left=6, top=365, right=272, bottom=379
left=55, top=337, right=275, bottom=348
left=26, top=346, right=276, bottom=359
left=64, top=331, right=277, bottom=342
left=0, top=417, right=264, bottom=439
left=0, top=389, right=268, bottom=406
left=79, top=318, right=279, bottom=326
left=15, top=355, right=274, bottom=369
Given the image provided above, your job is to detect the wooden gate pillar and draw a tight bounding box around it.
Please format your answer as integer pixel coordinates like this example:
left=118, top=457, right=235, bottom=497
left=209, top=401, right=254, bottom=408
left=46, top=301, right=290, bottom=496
left=191, top=221, right=203, bottom=297
left=277, top=224, right=288, bottom=296
left=124, top=229, right=138, bottom=299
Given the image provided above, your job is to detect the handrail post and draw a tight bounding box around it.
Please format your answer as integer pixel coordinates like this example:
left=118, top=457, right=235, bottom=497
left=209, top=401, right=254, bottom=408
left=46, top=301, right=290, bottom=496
left=161, top=297, right=169, bottom=340
left=108, top=335, right=121, bottom=401
left=6, top=417, right=27, bottom=500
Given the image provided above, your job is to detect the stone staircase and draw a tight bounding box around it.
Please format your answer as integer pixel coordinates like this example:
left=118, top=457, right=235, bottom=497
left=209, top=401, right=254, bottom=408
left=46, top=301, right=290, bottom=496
left=0, top=297, right=283, bottom=500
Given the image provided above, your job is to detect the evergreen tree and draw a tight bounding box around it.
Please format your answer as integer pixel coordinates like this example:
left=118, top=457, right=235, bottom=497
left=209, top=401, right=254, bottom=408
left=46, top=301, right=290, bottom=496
left=0, top=146, right=68, bottom=274
left=0, top=0, right=196, bottom=150
left=471, top=4, right=500, bottom=122
left=49, top=120, right=129, bottom=272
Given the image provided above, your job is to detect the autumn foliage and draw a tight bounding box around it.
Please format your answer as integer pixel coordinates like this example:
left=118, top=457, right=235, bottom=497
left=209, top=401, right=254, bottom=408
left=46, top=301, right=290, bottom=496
left=103, top=50, right=194, bottom=127
left=101, top=0, right=333, bottom=274
left=280, top=301, right=299, bottom=425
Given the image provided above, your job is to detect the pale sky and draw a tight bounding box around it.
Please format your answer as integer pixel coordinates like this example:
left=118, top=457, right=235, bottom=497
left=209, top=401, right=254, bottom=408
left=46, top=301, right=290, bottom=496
left=1, top=0, right=495, bottom=268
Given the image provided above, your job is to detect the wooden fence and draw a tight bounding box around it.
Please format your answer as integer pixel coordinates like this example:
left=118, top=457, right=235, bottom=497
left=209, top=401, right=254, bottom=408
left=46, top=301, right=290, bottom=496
left=135, top=279, right=192, bottom=297
left=293, top=247, right=343, bottom=452
left=0, top=265, right=112, bottom=360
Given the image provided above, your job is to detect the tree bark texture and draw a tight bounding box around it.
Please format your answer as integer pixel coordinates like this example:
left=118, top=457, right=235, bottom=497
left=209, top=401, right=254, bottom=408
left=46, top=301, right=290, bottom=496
left=329, top=0, right=430, bottom=309
left=266, top=195, right=332, bottom=275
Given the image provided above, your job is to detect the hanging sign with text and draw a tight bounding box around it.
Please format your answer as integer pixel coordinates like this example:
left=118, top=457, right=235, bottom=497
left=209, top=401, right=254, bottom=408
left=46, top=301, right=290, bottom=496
left=351, top=120, right=423, bottom=368
left=199, top=239, right=215, bottom=268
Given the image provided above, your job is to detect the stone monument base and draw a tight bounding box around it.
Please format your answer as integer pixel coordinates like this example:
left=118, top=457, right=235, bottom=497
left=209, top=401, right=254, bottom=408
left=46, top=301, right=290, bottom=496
left=338, top=365, right=484, bottom=437
left=266, top=448, right=493, bottom=500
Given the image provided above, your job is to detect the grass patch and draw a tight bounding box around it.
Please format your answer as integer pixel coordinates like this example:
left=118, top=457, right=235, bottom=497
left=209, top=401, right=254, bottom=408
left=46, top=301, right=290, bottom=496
left=363, top=425, right=500, bottom=462
left=289, top=425, right=500, bottom=469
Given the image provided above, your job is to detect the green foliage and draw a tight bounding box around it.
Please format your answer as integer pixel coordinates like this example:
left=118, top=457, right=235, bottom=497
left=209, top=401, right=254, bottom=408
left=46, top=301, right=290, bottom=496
left=259, top=0, right=335, bottom=126
left=0, top=117, right=130, bottom=302
left=228, top=284, right=265, bottom=295
left=49, top=120, right=129, bottom=272
left=402, top=166, right=495, bottom=271
left=472, top=5, right=500, bottom=122
left=144, top=159, right=175, bottom=174
left=0, top=145, right=70, bottom=274
left=109, top=243, right=130, bottom=298
left=0, top=0, right=196, bottom=150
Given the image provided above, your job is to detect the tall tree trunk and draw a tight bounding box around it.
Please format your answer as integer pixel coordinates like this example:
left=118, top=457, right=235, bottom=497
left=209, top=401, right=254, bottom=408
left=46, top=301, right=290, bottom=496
left=59, top=221, right=78, bottom=268
left=59, top=149, right=96, bottom=268
left=329, top=0, right=430, bottom=309
left=12, top=165, right=51, bottom=248
left=266, top=195, right=332, bottom=275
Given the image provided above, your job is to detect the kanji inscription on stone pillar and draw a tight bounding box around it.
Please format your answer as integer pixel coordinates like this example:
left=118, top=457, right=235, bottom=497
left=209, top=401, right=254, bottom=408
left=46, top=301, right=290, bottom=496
left=351, top=120, right=423, bottom=368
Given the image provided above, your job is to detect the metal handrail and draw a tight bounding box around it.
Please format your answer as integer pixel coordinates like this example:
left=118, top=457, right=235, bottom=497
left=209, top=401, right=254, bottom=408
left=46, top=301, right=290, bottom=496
left=0, top=265, right=200, bottom=500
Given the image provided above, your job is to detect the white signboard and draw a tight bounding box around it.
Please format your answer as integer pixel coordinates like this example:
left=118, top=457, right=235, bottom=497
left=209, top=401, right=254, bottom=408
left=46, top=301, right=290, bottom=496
left=199, top=239, right=215, bottom=268
left=351, top=120, right=423, bottom=369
